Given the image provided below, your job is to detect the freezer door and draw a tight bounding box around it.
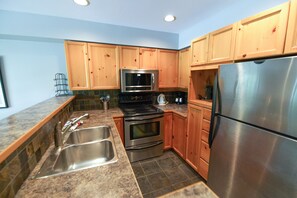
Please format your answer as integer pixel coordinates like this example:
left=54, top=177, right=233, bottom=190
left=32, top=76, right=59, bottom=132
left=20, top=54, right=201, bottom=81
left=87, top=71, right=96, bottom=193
left=208, top=116, right=297, bottom=198
left=219, top=56, right=297, bottom=138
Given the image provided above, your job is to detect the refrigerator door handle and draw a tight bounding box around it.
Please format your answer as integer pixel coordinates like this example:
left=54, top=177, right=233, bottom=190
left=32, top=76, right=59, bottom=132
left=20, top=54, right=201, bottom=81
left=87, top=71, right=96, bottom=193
left=209, top=74, right=221, bottom=148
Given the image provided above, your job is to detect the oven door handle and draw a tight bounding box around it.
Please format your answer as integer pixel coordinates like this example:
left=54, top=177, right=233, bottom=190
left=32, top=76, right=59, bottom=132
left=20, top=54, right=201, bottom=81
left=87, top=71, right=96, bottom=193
left=125, top=115, right=163, bottom=122
left=126, top=141, right=163, bottom=150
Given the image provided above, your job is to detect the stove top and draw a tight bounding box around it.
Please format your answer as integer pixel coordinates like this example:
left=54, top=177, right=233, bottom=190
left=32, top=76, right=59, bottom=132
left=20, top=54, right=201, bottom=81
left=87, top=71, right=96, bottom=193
left=120, top=104, right=163, bottom=117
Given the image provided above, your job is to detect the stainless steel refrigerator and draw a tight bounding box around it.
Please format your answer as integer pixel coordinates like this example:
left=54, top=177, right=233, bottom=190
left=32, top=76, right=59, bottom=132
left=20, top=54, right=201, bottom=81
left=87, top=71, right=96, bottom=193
left=208, top=56, right=297, bottom=198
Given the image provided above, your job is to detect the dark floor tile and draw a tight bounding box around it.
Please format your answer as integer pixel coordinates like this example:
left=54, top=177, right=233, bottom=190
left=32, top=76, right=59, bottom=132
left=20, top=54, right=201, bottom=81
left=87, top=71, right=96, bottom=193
left=0, top=166, right=10, bottom=192
left=151, top=186, right=174, bottom=197
left=131, top=162, right=145, bottom=178
left=189, top=176, right=204, bottom=183
left=164, top=167, right=188, bottom=184
left=172, top=180, right=193, bottom=190
left=146, top=172, right=171, bottom=190
left=156, top=157, right=178, bottom=170
left=0, top=184, right=15, bottom=198
left=141, top=161, right=162, bottom=175
left=7, top=156, right=21, bottom=179
left=136, top=176, right=153, bottom=195
left=178, top=163, right=200, bottom=179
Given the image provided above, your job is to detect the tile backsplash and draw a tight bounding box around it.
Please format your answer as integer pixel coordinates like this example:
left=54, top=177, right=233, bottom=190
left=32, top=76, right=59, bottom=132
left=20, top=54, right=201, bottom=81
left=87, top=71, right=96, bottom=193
left=0, top=103, right=73, bottom=197
left=73, top=89, right=188, bottom=111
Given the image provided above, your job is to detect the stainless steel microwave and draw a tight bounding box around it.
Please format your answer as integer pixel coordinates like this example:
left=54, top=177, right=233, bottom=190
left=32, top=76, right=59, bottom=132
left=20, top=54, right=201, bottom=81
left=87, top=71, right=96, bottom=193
left=120, top=69, right=159, bottom=92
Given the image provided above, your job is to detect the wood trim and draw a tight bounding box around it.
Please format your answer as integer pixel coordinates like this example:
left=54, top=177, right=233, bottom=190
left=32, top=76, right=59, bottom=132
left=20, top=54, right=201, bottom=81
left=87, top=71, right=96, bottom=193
left=0, top=96, right=75, bottom=163
left=191, top=64, right=219, bottom=71
left=188, top=100, right=212, bottom=109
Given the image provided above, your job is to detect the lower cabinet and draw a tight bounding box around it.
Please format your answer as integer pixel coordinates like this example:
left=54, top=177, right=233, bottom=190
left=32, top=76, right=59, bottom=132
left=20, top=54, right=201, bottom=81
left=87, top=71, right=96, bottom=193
left=164, top=112, right=173, bottom=150
left=172, top=113, right=187, bottom=159
left=186, top=104, right=203, bottom=171
left=113, top=117, right=124, bottom=144
left=187, top=104, right=212, bottom=180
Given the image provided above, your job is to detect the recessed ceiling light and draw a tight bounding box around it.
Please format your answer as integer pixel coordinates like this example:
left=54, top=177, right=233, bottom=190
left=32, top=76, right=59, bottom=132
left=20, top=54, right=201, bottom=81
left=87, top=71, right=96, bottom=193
left=164, top=15, right=176, bottom=22
left=74, top=0, right=90, bottom=6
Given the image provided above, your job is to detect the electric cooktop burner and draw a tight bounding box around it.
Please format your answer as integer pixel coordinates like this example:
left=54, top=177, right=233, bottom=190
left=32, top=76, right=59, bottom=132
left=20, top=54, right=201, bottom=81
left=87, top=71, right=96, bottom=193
left=120, top=104, right=163, bottom=117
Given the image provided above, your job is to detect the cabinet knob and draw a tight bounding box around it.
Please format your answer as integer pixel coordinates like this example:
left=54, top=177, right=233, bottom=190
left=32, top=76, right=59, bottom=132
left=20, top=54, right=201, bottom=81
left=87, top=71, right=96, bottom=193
left=134, top=59, right=137, bottom=62
left=242, top=54, right=247, bottom=58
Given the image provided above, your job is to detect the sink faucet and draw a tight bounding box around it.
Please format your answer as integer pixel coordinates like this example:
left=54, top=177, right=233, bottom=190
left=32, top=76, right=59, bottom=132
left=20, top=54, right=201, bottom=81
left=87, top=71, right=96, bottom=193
left=54, top=113, right=90, bottom=148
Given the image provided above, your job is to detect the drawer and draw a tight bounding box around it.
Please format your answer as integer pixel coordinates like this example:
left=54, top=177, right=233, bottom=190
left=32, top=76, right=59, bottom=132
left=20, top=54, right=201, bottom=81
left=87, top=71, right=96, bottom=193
left=203, top=109, right=211, bottom=121
left=202, top=119, right=210, bottom=132
left=200, top=140, right=210, bottom=163
left=201, top=130, right=209, bottom=144
left=199, top=158, right=209, bottom=180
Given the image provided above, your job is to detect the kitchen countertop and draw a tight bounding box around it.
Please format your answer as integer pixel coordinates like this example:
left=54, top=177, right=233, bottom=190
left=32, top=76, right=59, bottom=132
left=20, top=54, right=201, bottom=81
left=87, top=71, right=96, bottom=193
left=0, top=96, right=75, bottom=163
left=155, top=104, right=188, bottom=117
left=159, top=182, right=218, bottom=198
left=16, top=108, right=143, bottom=198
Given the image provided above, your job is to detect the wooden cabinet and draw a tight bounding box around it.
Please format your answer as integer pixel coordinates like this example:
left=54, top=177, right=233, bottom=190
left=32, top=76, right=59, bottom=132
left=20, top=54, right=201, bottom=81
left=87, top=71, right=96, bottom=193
left=158, top=49, right=178, bottom=88
left=164, top=112, right=173, bottom=150
left=208, top=24, right=237, bottom=63
left=285, top=0, right=297, bottom=54
left=139, top=48, right=158, bottom=69
left=113, top=117, right=124, bottom=144
left=172, top=113, right=187, bottom=159
left=234, top=2, right=289, bottom=60
left=191, top=35, right=208, bottom=66
left=65, top=41, right=90, bottom=90
left=186, top=104, right=203, bottom=171
left=119, top=46, right=139, bottom=69
left=178, top=48, right=190, bottom=88
left=88, top=43, right=119, bottom=89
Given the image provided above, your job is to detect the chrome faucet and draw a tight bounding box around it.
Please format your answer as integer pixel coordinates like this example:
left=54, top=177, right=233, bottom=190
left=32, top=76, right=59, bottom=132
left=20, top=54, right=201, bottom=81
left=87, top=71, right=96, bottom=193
left=54, top=113, right=90, bottom=148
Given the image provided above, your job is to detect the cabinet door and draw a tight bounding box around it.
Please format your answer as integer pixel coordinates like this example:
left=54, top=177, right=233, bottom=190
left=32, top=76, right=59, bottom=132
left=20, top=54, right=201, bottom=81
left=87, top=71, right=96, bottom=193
left=208, top=24, right=237, bottom=63
left=119, top=46, right=139, bottom=69
left=178, top=48, right=190, bottom=88
left=139, top=48, right=158, bottom=69
left=234, top=2, right=289, bottom=60
left=186, top=104, right=203, bottom=171
left=158, top=49, right=178, bottom=88
left=164, top=112, right=173, bottom=150
left=191, top=35, right=209, bottom=66
left=172, top=113, right=187, bottom=159
left=88, top=43, right=119, bottom=89
left=64, top=41, right=90, bottom=90
left=285, top=0, right=297, bottom=54
left=113, top=117, right=124, bottom=144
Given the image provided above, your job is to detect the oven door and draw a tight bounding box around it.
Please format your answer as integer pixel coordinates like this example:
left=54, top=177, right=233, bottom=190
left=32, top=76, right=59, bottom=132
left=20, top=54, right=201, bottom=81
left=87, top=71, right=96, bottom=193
left=124, top=114, right=164, bottom=147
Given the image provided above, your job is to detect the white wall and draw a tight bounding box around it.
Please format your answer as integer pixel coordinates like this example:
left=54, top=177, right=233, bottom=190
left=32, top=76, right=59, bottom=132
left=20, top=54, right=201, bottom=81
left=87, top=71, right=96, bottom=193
left=179, top=0, right=288, bottom=48
left=0, top=39, right=67, bottom=120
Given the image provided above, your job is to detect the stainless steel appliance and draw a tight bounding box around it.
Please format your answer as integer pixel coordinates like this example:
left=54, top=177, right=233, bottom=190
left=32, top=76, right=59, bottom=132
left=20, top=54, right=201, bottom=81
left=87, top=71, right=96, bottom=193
left=120, top=69, right=159, bottom=93
left=119, top=93, right=164, bottom=162
left=208, top=56, right=297, bottom=198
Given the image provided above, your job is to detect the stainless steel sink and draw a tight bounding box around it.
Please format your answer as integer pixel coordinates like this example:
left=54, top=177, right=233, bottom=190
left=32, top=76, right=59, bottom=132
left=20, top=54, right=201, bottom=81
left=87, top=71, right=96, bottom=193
left=34, top=125, right=118, bottom=178
left=65, top=126, right=110, bottom=145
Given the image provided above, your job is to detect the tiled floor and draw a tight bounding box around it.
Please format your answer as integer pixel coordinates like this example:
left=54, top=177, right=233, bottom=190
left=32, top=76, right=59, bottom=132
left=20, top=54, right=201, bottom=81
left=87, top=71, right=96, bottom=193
left=131, top=150, right=205, bottom=198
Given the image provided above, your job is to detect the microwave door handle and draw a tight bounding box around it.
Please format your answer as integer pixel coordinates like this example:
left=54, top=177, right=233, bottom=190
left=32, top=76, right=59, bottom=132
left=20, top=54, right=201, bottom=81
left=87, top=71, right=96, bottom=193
left=152, top=74, right=155, bottom=88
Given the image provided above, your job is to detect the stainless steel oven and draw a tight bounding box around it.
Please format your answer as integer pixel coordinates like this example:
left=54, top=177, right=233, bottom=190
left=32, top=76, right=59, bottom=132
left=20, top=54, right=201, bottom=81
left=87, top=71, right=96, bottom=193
left=124, top=114, right=164, bottom=162
left=120, top=69, right=159, bottom=93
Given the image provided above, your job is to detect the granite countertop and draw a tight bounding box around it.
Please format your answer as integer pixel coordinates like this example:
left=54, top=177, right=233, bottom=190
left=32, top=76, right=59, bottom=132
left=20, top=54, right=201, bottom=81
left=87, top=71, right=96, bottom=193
left=159, top=182, right=218, bottom=198
left=16, top=108, right=143, bottom=198
left=0, top=96, right=75, bottom=163
left=155, top=104, right=188, bottom=117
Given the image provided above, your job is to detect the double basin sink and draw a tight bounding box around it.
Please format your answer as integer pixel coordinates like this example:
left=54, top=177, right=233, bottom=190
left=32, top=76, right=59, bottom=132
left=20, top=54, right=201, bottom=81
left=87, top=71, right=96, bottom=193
left=35, top=126, right=118, bottom=178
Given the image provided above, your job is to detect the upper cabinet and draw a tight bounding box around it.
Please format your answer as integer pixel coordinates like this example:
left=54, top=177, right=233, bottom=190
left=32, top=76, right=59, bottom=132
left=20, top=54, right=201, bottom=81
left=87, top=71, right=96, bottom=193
left=208, top=24, right=237, bottom=63
left=139, top=48, right=158, bottom=69
left=65, top=41, right=120, bottom=90
left=88, top=43, right=119, bottom=89
left=191, top=35, right=208, bottom=66
left=158, top=49, right=179, bottom=88
left=178, top=48, right=190, bottom=88
left=285, top=0, right=297, bottom=54
left=119, top=46, right=139, bottom=69
left=234, top=2, right=289, bottom=60
left=65, top=41, right=90, bottom=90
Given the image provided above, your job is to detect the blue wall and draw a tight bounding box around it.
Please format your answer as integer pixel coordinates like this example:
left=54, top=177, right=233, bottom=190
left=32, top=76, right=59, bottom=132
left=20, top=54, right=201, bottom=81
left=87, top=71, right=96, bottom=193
left=0, top=10, right=179, bottom=49
left=179, top=0, right=288, bottom=48
left=0, top=39, right=66, bottom=120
